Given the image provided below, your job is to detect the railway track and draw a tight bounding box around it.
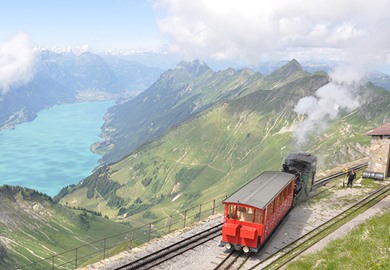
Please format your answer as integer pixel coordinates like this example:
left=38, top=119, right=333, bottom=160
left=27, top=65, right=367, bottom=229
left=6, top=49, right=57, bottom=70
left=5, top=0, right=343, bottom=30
left=112, top=162, right=369, bottom=270
left=213, top=250, right=251, bottom=270
left=248, top=184, right=390, bottom=270
left=313, top=162, right=367, bottom=189
left=114, top=224, right=222, bottom=270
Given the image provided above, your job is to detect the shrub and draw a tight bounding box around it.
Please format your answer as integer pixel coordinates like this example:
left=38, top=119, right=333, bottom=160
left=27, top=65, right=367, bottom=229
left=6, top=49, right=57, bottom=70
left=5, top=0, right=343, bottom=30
left=142, top=210, right=157, bottom=219
left=141, top=178, right=152, bottom=187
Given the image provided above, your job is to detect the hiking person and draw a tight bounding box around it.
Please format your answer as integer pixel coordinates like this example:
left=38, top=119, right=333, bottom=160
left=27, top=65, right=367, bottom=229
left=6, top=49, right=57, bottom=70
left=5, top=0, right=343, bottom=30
left=347, top=169, right=356, bottom=188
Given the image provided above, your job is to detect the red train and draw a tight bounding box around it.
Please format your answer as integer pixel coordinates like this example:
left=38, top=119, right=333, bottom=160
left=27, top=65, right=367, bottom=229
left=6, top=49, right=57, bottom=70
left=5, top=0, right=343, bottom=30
left=220, top=153, right=316, bottom=253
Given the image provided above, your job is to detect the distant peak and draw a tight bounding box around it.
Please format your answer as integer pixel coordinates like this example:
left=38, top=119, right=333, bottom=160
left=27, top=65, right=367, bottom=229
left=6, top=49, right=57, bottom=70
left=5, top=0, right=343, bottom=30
left=285, top=59, right=303, bottom=71
left=176, top=60, right=211, bottom=76
left=267, top=59, right=304, bottom=80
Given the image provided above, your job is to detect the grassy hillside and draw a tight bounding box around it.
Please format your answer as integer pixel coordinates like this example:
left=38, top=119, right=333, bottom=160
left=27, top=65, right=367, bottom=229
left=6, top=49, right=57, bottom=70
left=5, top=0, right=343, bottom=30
left=57, top=70, right=390, bottom=229
left=95, top=59, right=308, bottom=164
left=0, top=185, right=132, bottom=269
left=286, top=209, right=390, bottom=270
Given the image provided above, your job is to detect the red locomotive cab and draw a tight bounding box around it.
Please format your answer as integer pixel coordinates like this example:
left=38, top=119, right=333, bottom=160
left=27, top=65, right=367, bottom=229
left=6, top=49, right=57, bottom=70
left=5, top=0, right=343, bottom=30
left=220, top=171, right=296, bottom=253
left=221, top=204, right=265, bottom=252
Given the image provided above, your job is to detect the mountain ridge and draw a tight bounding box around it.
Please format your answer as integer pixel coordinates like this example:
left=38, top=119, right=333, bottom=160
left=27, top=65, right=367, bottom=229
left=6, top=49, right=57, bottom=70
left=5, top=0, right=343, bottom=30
left=0, top=185, right=132, bottom=268
left=3, top=58, right=390, bottom=268
left=56, top=59, right=390, bottom=225
left=94, top=59, right=311, bottom=164
left=56, top=63, right=386, bottom=215
left=0, top=51, right=163, bottom=130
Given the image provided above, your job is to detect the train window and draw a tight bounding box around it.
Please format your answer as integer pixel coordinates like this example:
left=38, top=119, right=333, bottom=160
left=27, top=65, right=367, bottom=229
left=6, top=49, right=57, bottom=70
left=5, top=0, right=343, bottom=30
left=254, top=209, right=263, bottom=224
left=275, top=194, right=281, bottom=209
left=284, top=187, right=288, bottom=199
left=228, top=205, right=237, bottom=219
left=238, top=206, right=254, bottom=222
left=268, top=201, right=274, bottom=214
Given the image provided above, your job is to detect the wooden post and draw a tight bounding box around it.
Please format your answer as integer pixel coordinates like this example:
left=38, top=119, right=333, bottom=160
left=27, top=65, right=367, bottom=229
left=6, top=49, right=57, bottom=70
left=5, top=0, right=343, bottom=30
left=198, top=204, right=202, bottom=221
left=168, top=215, right=172, bottom=233
left=212, top=199, right=215, bottom=215
left=129, top=230, right=134, bottom=250
left=148, top=223, right=152, bottom=242
left=75, top=248, right=78, bottom=269
left=103, top=238, right=106, bottom=259
left=183, top=210, right=187, bottom=228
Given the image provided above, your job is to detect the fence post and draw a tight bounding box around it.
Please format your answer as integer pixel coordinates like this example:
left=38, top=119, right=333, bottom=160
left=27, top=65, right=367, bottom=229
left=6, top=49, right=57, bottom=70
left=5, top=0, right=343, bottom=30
left=183, top=210, right=187, bottom=228
left=148, top=223, right=152, bottom=242
left=51, top=255, right=54, bottom=270
left=198, top=204, right=202, bottom=221
left=168, top=215, right=172, bottom=233
left=103, top=237, right=106, bottom=259
left=75, top=248, right=78, bottom=269
left=212, top=199, right=215, bottom=215
left=129, top=230, right=134, bottom=250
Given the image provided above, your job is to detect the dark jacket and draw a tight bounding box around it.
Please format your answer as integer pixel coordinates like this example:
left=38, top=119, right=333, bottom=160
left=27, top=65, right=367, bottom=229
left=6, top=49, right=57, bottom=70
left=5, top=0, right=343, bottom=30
left=348, top=171, right=356, bottom=181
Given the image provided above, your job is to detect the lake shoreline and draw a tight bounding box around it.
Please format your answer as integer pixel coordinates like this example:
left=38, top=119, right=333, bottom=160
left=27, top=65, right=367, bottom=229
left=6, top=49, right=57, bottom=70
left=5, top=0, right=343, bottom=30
left=0, top=100, right=115, bottom=197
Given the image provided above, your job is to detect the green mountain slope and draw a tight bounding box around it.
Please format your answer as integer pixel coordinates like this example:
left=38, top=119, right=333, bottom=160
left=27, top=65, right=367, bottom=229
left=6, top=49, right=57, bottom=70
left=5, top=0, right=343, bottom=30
left=94, top=59, right=308, bottom=164
left=0, top=186, right=131, bottom=269
left=57, top=66, right=390, bottom=229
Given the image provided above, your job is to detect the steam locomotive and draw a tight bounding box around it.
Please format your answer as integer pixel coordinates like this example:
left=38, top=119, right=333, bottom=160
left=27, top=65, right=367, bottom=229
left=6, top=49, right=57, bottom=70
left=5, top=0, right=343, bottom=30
left=220, top=153, right=316, bottom=253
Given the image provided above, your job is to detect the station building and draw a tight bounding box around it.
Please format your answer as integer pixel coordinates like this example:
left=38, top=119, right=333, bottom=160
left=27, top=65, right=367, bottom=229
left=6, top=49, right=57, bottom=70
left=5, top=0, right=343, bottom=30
left=367, top=123, right=390, bottom=178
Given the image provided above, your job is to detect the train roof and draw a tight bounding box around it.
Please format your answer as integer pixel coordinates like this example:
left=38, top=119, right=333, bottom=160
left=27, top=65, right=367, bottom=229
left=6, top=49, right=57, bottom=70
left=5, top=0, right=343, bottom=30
left=223, top=171, right=294, bottom=210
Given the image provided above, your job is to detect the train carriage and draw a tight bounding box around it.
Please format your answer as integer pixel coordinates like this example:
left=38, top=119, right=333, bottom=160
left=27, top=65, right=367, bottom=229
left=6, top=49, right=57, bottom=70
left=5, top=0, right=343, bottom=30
left=220, top=153, right=316, bottom=253
left=220, top=171, right=295, bottom=253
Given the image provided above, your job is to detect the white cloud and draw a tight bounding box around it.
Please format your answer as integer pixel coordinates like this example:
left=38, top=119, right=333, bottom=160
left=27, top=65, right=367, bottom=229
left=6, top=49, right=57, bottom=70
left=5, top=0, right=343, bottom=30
left=293, top=65, right=363, bottom=146
left=154, top=0, right=388, bottom=145
left=0, top=33, right=36, bottom=94
left=155, top=0, right=390, bottom=65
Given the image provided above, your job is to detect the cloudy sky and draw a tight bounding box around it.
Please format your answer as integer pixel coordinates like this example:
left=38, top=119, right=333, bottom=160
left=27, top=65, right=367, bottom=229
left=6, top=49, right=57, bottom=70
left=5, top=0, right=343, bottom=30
left=0, top=0, right=390, bottom=72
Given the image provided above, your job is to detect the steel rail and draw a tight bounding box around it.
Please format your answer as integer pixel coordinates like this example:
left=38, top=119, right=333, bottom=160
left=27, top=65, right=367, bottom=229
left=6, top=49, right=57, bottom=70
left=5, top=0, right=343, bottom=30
left=213, top=250, right=253, bottom=270
left=248, top=184, right=390, bottom=270
left=213, top=251, right=239, bottom=270
left=114, top=223, right=222, bottom=270
left=313, top=162, right=367, bottom=189
left=112, top=162, right=368, bottom=270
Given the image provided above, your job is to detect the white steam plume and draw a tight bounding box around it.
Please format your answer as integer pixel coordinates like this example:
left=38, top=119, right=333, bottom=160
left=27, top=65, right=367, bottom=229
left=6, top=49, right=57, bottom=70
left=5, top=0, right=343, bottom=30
left=0, top=33, right=36, bottom=94
left=293, top=65, right=363, bottom=146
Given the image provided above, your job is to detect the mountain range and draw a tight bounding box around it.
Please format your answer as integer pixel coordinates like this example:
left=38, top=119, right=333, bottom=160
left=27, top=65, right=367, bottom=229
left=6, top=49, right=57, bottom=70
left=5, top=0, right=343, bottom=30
left=0, top=185, right=132, bottom=268
left=0, top=51, right=163, bottom=129
left=93, top=59, right=313, bottom=164
left=1, top=58, right=390, bottom=268
left=56, top=59, right=390, bottom=225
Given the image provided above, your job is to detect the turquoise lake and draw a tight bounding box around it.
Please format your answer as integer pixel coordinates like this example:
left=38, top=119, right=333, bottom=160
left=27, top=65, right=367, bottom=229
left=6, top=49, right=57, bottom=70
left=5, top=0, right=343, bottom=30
left=0, top=101, right=114, bottom=197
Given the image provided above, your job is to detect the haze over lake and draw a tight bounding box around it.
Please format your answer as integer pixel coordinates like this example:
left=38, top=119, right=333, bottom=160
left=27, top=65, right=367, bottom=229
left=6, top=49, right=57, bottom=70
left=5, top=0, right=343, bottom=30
left=0, top=101, right=114, bottom=197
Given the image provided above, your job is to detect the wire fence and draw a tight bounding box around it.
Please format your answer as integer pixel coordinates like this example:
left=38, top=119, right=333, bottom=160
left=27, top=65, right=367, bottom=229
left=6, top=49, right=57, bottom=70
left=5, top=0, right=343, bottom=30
left=16, top=194, right=227, bottom=269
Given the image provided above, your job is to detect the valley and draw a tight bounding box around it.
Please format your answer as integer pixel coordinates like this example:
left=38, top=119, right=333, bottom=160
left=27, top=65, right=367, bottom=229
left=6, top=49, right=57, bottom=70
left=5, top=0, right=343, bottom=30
left=57, top=60, right=390, bottom=228
left=2, top=2, right=390, bottom=269
left=1, top=59, right=390, bottom=269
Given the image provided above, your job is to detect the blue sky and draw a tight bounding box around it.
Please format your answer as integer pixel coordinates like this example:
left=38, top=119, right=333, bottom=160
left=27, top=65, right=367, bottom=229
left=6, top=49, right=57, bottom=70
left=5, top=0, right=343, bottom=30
left=0, top=0, right=160, bottom=51
left=0, top=0, right=389, bottom=73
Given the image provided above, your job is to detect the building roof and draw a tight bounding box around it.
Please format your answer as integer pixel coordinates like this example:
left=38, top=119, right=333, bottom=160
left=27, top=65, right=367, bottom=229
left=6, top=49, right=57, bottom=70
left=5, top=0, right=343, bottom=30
left=367, top=123, right=390, bottom=136
left=223, top=171, right=294, bottom=210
